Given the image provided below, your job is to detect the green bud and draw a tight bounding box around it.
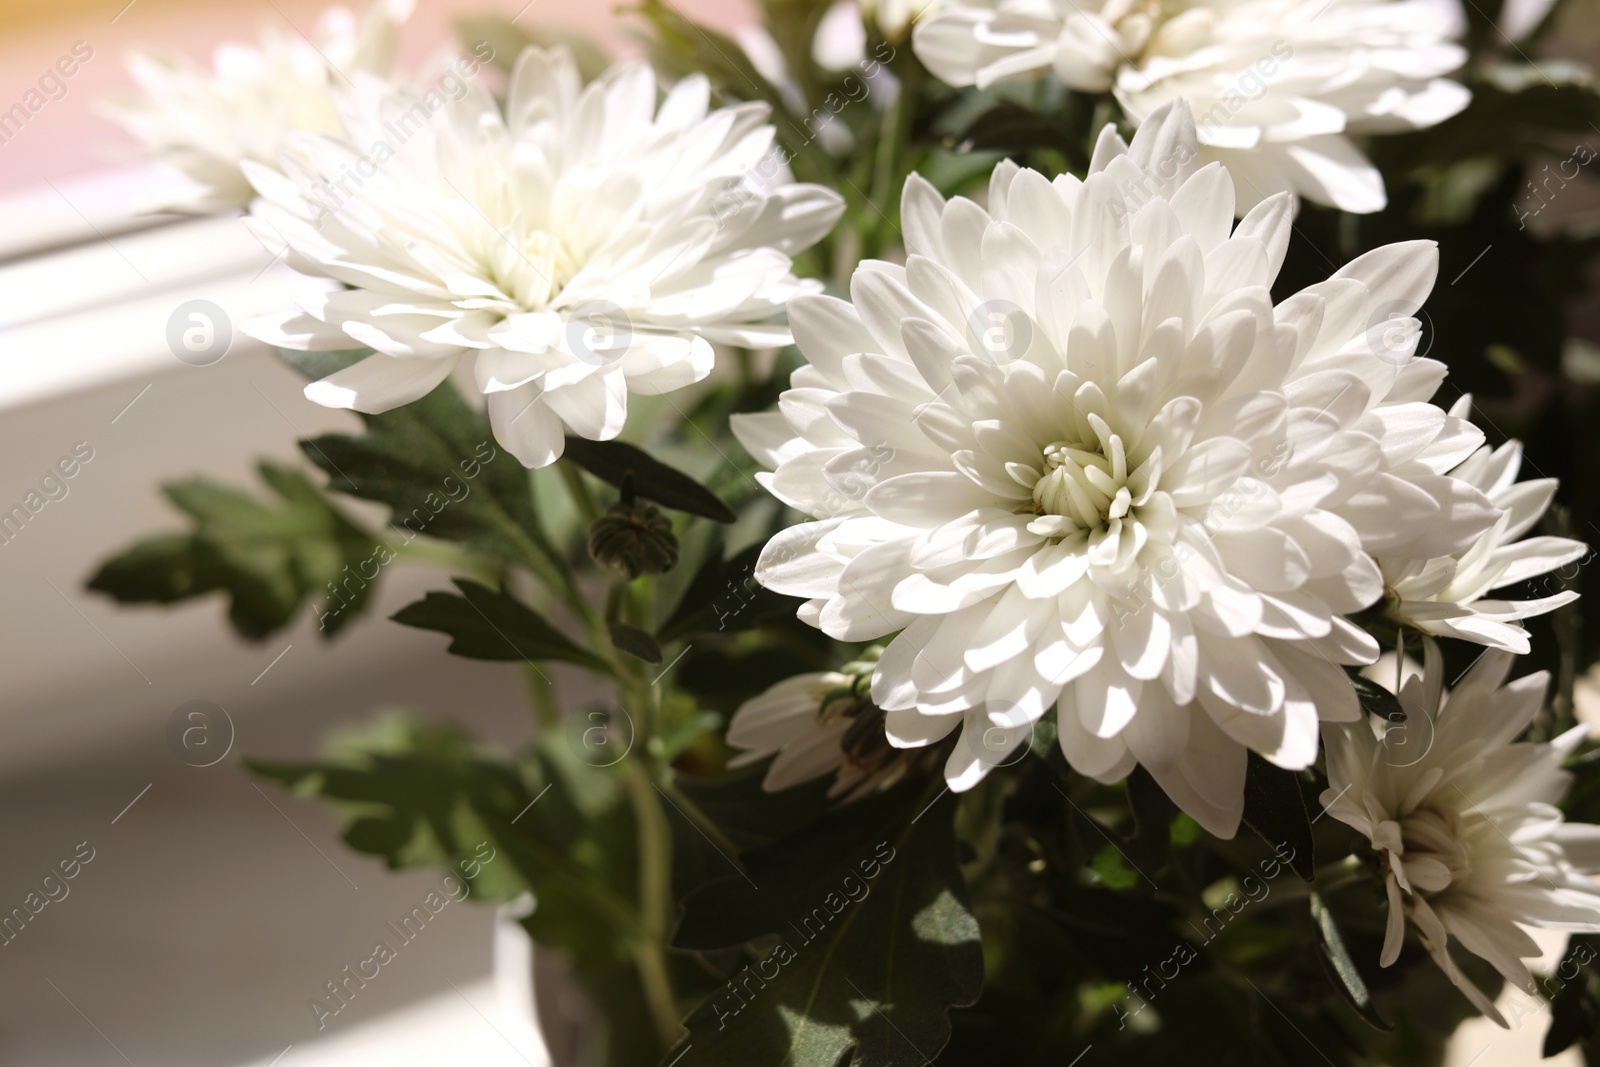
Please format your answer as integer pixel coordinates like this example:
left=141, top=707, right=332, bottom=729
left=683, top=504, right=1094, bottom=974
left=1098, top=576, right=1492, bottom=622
left=588, top=500, right=678, bottom=579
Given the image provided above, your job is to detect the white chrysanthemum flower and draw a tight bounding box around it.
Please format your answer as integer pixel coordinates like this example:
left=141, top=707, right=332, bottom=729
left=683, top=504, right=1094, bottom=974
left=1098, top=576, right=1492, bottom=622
left=727, top=650, right=921, bottom=800
left=1321, top=639, right=1600, bottom=1024
left=1382, top=395, right=1586, bottom=653
left=243, top=47, right=845, bottom=468
left=734, top=101, right=1501, bottom=836
left=102, top=0, right=415, bottom=213
left=911, top=0, right=1471, bottom=213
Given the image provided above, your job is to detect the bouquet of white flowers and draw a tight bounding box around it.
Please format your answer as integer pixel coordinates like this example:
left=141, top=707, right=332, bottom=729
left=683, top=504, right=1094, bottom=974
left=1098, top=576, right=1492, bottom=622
left=91, top=0, right=1600, bottom=1062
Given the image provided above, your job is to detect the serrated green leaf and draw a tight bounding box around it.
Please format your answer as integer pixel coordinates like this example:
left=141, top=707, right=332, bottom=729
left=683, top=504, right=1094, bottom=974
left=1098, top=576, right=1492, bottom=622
left=86, top=462, right=383, bottom=640
left=392, top=579, right=610, bottom=673
left=300, top=382, right=549, bottom=570
left=246, top=713, right=638, bottom=969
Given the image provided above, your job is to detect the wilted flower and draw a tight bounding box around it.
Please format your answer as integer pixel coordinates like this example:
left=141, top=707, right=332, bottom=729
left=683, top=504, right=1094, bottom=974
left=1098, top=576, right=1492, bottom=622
left=912, top=0, right=1470, bottom=213
left=1322, top=640, right=1600, bottom=1023
left=102, top=0, right=415, bottom=213
left=243, top=47, right=844, bottom=468
left=735, top=101, right=1501, bottom=836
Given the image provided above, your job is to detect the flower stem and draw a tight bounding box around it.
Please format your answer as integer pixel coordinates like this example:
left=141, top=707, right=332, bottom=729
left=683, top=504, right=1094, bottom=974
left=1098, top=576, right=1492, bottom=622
left=622, top=756, right=679, bottom=1048
left=608, top=607, right=681, bottom=1050
left=558, top=460, right=602, bottom=525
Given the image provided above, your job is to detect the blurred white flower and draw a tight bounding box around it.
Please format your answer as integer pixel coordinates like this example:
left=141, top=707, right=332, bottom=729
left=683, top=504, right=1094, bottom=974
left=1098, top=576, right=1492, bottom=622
left=1321, top=640, right=1600, bottom=1024
left=912, top=0, right=1471, bottom=213
left=243, top=47, right=844, bottom=468
left=727, top=650, right=920, bottom=799
left=102, top=0, right=415, bottom=213
left=1383, top=395, right=1586, bottom=652
left=734, top=101, right=1499, bottom=836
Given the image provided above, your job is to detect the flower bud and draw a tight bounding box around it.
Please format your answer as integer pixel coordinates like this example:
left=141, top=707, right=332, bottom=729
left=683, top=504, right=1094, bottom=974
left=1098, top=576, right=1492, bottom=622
left=588, top=500, right=678, bottom=579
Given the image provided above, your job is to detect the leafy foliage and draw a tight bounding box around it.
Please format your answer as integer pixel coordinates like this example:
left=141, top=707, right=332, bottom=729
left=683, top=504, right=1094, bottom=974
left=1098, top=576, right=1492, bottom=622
left=392, top=579, right=611, bottom=673
left=670, top=784, right=983, bottom=1066
left=297, top=374, right=551, bottom=573
left=86, top=462, right=383, bottom=639
left=657, top=535, right=803, bottom=641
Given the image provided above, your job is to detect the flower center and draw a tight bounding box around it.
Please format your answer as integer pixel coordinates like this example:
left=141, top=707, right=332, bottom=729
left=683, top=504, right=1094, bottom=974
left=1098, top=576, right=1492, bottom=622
left=1029, top=437, right=1131, bottom=536
left=1398, top=805, right=1473, bottom=893
left=490, top=228, right=578, bottom=312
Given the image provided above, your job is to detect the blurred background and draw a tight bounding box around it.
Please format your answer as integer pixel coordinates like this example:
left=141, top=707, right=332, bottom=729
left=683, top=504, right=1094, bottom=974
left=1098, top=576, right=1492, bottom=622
left=1, top=0, right=1598, bottom=1063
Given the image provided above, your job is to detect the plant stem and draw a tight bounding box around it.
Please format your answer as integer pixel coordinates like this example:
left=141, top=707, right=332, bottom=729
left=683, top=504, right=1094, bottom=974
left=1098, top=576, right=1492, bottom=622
left=622, top=756, right=679, bottom=1049
left=610, top=617, right=680, bottom=1050
left=558, top=461, right=602, bottom=525
left=523, top=663, right=558, bottom=732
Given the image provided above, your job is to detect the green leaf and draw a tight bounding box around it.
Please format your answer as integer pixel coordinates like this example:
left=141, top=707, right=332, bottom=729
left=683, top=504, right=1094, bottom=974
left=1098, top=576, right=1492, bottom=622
left=673, top=763, right=834, bottom=854
left=1352, top=675, right=1406, bottom=724
left=561, top=437, right=736, bottom=523
left=1309, top=892, right=1392, bottom=1032
left=246, top=713, right=638, bottom=968
left=656, top=539, right=801, bottom=640
left=1239, top=754, right=1315, bottom=881
left=392, top=579, right=610, bottom=673
left=669, top=787, right=983, bottom=1066
left=607, top=621, right=663, bottom=664
left=86, top=462, right=384, bottom=640
left=300, top=382, right=549, bottom=570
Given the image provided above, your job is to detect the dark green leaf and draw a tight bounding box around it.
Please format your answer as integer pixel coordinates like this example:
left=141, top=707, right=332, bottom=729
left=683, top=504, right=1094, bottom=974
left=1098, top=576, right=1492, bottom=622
left=561, top=437, right=736, bottom=522
left=673, top=762, right=834, bottom=854
left=656, top=540, right=800, bottom=640
left=84, top=534, right=226, bottom=604
left=301, top=382, right=548, bottom=570
left=392, top=579, right=610, bottom=673
left=1240, top=753, right=1315, bottom=881
left=669, top=787, right=983, bottom=1067
left=1310, top=892, right=1392, bottom=1032
left=1543, top=938, right=1600, bottom=1055
left=86, top=462, right=383, bottom=640
left=607, top=621, right=662, bottom=664
left=1352, top=675, right=1406, bottom=724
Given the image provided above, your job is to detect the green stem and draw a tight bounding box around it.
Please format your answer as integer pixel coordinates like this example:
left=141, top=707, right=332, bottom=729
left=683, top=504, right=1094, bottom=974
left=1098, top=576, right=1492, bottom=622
left=503, top=514, right=588, bottom=621
left=558, top=461, right=602, bottom=525
left=387, top=535, right=492, bottom=578
left=605, top=593, right=679, bottom=1050
left=523, top=663, right=558, bottom=732
left=867, top=50, right=921, bottom=255
left=622, top=756, right=679, bottom=1049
